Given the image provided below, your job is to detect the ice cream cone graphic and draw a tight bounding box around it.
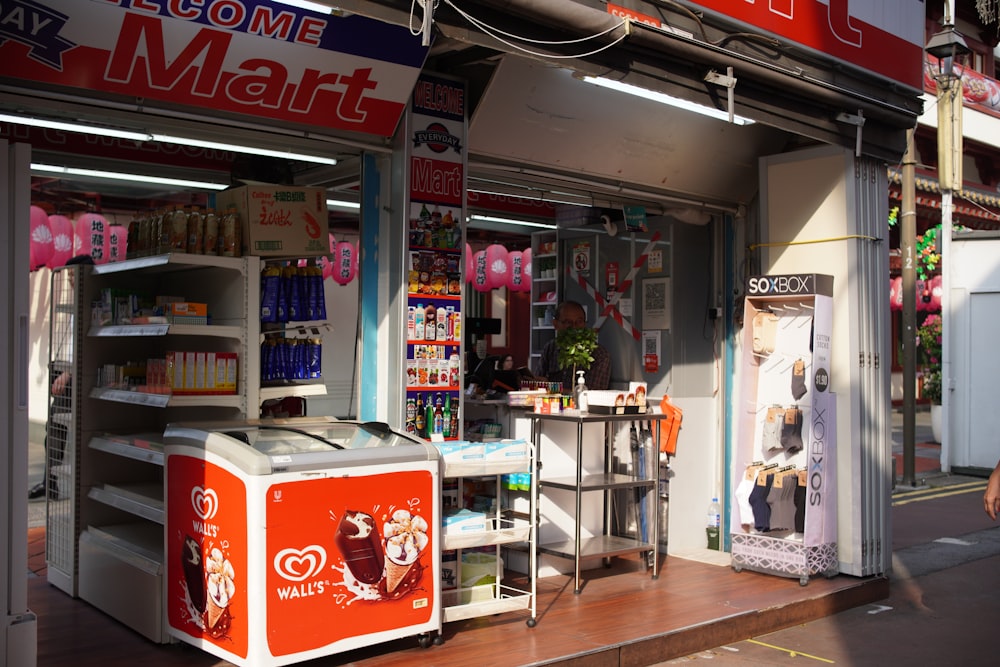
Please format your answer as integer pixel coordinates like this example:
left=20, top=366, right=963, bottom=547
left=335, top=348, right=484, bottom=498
left=206, top=595, right=226, bottom=629
left=382, top=509, right=429, bottom=595
left=384, top=558, right=414, bottom=593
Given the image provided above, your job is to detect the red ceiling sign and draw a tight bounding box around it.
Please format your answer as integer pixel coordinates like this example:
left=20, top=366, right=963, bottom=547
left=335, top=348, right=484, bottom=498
left=656, top=1, right=924, bottom=91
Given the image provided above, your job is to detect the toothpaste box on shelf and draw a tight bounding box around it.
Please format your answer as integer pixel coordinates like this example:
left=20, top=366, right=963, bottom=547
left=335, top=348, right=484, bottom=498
left=434, top=441, right=485, bottom=465
left=442, top=508, right=487, bottom=535
left=167, top=351, right=238, bottom=395
left=484, top=439, right=529, bottom=463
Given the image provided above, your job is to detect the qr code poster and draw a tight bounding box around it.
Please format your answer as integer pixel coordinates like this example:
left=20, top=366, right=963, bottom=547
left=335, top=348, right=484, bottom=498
left=642, top=277, right=671, bottom=330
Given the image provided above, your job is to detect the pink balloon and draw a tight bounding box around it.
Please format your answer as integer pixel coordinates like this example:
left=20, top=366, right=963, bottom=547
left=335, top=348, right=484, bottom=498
left=108, top=224, right=128, bottom=263
left=521, top=247, right=532, bottom=291
left=472, top=250, right=490, bottom=292
left=30, top=206, right=54, bottom=271
left=333, top=241, right=357, bottom=285
left=485, top=244, right=509, bottom=289
left=506, top=250, right=526, bottom=292
left=74, top=213, right=110, bottom=264
left=48, top=215, right=74, bottom=268
left=916, top=279, right=929, bottom=311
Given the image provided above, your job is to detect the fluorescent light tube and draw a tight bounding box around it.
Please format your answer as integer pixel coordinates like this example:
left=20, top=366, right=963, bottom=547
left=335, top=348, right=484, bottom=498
left=581, top=76, right=754, bottom=125
left=152, top=134, right=337, bottom=165
left=469, top=214, right=557, bottom=229
left=272, top=0, right=335, bottom=13
left=31, top=163, right=228, bottom=191
left=0, top=113, right=150, bottom=141
left=0, top=114, right=337, bottom=165
left=327, top=199, right=360, bottom=210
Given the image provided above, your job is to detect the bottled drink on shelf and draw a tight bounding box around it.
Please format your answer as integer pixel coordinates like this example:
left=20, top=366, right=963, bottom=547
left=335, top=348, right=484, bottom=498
left=706, top=497, right=721, bottom=550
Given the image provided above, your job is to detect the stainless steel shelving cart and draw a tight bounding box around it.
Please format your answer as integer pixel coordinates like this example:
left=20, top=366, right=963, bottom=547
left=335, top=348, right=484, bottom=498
left=531, top=411, right=665, bottom=594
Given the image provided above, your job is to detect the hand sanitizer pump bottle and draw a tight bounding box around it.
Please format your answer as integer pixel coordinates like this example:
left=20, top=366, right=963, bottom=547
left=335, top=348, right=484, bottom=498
left=574, top=370, right=589, bottom=413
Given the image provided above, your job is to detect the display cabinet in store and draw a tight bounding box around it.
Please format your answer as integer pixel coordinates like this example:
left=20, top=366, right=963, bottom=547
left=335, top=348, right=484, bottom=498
left=730, top=273, right=838, bottom=586
left=529, top=230, right=560, bottom=371
left=68, top=252, right=260, bottom=642
left=404, top=204, right=464, bottom=440
left=439, top=440, right=537, bottom=627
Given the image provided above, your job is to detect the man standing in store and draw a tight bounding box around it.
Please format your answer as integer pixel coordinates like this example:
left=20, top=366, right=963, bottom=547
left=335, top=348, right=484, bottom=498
left=535, top=300, right=611, bottom=390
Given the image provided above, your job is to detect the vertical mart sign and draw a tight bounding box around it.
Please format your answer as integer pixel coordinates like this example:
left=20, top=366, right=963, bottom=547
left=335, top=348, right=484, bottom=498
left=0, top=0, right=428, bottom=136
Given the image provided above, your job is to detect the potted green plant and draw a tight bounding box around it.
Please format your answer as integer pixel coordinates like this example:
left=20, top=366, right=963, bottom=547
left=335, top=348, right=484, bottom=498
left=555, top=325, right=598, bottom=391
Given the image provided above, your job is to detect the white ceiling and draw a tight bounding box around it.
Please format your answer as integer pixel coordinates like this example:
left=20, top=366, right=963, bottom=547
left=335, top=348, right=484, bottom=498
left=469, top=56, right=791, bottom=209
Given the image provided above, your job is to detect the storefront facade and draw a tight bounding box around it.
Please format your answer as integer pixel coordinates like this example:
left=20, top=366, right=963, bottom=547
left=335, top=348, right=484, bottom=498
left=1, top=0, right=928, bottom=661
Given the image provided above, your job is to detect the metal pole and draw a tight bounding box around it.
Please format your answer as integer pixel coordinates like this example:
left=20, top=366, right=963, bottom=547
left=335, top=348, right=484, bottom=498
left=901, top=130, right=917, bottom=486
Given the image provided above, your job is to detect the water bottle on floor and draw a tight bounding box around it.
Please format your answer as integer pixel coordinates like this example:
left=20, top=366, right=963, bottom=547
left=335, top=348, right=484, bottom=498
left=706, top=497, right=721, bottom=550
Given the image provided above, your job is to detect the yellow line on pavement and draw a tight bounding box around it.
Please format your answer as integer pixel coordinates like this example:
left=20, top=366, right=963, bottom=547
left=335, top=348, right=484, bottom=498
left=893, top=483, right=986, bottom=507
left=893, top=481, right=986, bottom=499
left=746, top=639, right=834, bottom=663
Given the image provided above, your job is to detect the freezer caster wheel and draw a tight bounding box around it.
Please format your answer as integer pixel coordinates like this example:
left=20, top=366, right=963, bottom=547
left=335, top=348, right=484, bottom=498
left=417, top=633, right=432, bottom=648
left=526, top=618, right=537, bottom=628
left=733, top=564, right=743, bottom=574
left=799, top=576, right=809, bottom=587
left=433, top=634, right=445, bottom=646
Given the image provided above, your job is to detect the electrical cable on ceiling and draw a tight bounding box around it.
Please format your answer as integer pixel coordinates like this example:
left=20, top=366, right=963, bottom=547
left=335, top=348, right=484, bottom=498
left=442, top=0, right=629, bottom=59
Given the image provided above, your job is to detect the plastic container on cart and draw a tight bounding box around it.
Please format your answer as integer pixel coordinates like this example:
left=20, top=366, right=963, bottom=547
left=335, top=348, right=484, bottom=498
left=163, top=417, right=442, bottom=666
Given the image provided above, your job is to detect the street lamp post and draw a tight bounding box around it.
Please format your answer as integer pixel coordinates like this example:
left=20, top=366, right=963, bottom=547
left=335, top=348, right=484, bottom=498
left=925, top=13, right=969, bottom=473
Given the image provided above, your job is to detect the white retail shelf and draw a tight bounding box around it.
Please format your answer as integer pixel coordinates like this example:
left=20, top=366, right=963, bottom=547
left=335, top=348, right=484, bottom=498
left=442, top=458, right=530, bottom=478
left=90, top=387, right=241, bottom=409
left=86, top=522, right=164, bottom=564
left=91, top=252, right=243, bottom=274
left=259, top=382, right=328, bottom=401
left=442, top=520, right=530, bottom=550
left=89, top=323, right=242, bottom=339
left=88, top=433, right=164, bottom=466
left=89, top=483, right=165, bottom=524
left=442, top=586, right=532, bottom=623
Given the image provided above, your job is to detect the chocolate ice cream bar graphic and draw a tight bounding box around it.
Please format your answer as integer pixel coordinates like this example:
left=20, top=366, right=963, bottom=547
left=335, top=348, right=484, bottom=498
left=335, top=510, right=385, bottom=585
left=182, top=535, right=206, bottom=613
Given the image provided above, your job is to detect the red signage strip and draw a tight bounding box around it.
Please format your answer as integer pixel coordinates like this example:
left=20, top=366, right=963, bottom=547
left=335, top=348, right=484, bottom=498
left=1, top=0, right=429, bottom=137
left=625, top=0, right=924, bottom=91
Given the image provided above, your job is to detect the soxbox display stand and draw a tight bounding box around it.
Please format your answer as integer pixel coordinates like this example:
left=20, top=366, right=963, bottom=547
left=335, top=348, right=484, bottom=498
left=731, top=274, right=838, bottom=586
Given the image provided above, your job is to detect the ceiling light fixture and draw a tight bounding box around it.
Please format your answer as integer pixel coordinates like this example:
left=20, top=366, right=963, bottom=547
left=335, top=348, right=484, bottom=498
left=580, top=76, right=755, bottom=125
left=469, top=214, right=558, bottom=230
left=326, top=199, right=360, bottom=210
left=152, top=134, right=337, bottom=166
left=272, top=0, right=335, bottom=13
left=0, top=113, right=149, bottom=141
left=31, top=163, right=229, bottom=191
left=1, top=114, right=337, bottom=165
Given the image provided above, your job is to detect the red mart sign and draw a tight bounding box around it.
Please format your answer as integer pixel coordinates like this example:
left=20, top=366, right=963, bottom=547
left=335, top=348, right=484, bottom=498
left=0, top=0, right=429, bottom=137
left=613, top=0, right=924, bottom=91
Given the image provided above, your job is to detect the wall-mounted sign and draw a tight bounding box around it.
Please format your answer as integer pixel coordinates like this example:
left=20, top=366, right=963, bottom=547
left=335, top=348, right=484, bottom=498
left=572, top=241, right=591, bottom=273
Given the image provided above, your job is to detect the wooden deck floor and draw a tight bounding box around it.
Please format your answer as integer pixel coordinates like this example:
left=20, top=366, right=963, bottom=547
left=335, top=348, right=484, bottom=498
left=26, top=527, right=887, bottom=667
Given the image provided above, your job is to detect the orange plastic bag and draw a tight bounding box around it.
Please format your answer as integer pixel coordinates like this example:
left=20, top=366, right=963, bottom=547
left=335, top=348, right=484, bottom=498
left=657, top=395, right=683, bottom=456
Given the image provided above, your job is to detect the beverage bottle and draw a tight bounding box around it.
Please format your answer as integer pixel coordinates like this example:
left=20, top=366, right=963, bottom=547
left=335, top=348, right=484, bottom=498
left=706, top=497, right=721, bottom=550
left=414, top=303, right=425, bottom=340
left=425, top=304, right=437, bottom=341
left=407, top=306, right=416, bottom=339
left=415, top=394, right=425, bottom=435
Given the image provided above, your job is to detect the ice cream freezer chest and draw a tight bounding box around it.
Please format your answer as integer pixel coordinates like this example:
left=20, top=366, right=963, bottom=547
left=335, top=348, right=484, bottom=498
left=163, top=418, right=441, bottom=667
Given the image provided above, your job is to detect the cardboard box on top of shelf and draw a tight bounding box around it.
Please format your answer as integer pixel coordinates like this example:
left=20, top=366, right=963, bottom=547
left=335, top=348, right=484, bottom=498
left=215, top=183, right=328, bottom=257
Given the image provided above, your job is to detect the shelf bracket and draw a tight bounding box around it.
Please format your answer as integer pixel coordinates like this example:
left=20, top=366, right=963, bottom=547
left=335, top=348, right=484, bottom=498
left=704, top=67, right=738, bottom=124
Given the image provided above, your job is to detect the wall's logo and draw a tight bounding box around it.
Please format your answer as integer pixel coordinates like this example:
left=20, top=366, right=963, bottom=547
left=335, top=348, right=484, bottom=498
left=274, top=545, right=327, bottom=582
left=413, top=122, right=462, bottom=154
left=191, top=486, right=219, bottom=521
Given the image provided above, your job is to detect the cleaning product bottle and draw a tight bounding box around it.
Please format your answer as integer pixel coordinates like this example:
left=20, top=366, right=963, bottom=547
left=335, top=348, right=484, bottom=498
left=574, top=370, right=589, bottom=413
left=706, top=497, right=721, bottom=550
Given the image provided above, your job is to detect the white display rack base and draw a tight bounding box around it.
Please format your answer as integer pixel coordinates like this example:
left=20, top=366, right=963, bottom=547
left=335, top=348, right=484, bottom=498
left=731, top=533, right=839, bottom=586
